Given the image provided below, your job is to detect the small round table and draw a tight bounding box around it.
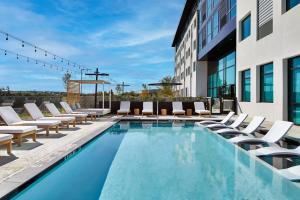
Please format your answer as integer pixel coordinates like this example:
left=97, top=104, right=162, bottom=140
left=134, top=108, right=140, bottom=115
left=186, top=109, right=193, bottom=116
left=161, top=109, right=167, bottom=116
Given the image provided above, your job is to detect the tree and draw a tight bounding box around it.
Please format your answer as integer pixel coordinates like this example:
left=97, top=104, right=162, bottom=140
left=158, top=76, right=176, bottom=97
left=62, top=72, right=71, bottom=90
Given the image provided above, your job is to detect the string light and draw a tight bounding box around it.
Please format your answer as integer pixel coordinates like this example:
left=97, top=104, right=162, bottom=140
left=0, top=48, right=79, bottom=74
left=0, top=30, right=87, bottom=71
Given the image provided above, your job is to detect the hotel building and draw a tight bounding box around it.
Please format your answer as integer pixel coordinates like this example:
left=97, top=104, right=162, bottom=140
left=236, top=0, right=300, bottom=125
left=172, top=0, right=199, bottom=97
left=173, top=0, right=237, bottom=99
left=173, top=0, right=300, bottom=125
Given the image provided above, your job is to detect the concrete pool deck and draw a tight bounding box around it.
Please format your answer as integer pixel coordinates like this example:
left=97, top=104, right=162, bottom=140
left=0, top=114, right=300, bottom=198
left=0, top=116, right=121, bottom=198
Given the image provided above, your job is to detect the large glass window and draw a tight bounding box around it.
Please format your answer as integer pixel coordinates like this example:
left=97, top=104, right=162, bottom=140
left=207, top=19, right=212, bottom=43
left=208, top=52, right=236, bottom=98
left=207, top=0, right=212, bottom=16
left=286, top=0, right=300, bottom=11
left=242, top=69, right=251, bottom=102
left=260, top=63, right=273, bottom=102
left=229, top=0, right=236, bottom=19
left=212, top=12, right=219, bottom=38
left=241, top=14, right=251, bottom=41
left=288, top=56, right=300, bottom=125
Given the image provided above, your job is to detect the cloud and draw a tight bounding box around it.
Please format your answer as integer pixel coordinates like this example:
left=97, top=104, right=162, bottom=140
left=0, top=0, right=185, bottom=92
left=88, top=27, right=174, bottom=48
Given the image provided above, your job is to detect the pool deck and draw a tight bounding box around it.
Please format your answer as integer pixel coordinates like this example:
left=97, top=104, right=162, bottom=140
left=0, top=114, right=300, bottom=198
left=0, top=116, right=121, bottom=198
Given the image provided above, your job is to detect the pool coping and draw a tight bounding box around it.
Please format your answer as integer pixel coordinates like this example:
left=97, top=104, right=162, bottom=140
left=0, top=119, right=120, bottom=200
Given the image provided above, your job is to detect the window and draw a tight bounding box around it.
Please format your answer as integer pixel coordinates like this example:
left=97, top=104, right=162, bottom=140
left=207, top=0, right=212, bottom=16
left=242, top=69, right=251, bottom=102
left=207, top=19, right=212, bottom=43
left=260, top=63, right=273, bottom=102
left=241, top=14, right=251, bottom=41
left=193, top=61, right=196, bottom=72
left=194, top=40, right=197, bottom=50
left=212, top=12, right=219, bottom=38
left=208, top=51, right=236, bottom=98
left=229, top=0, right=236, bottom=19
left=288, top=56, right=300, bottom=125
left=202, top=26, right=207, bottom=47
left=286, top=0, right=300, bottom=11
left=194, top=19, right=197, bottom=28
left=201, top=2, right=206, bottom=22
left=213, top=0, right=219, bottom=7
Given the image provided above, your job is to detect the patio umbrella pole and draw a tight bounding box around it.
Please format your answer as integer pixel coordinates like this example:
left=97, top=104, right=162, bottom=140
left=157, top=100, right=159, bottom=119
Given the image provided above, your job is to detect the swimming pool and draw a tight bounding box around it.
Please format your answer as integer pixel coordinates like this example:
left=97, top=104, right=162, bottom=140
left=12, top=121, right=300, bottom=199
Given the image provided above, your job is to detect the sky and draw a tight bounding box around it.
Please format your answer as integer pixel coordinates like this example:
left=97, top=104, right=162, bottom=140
left=0, top=0, right=185, bottom=93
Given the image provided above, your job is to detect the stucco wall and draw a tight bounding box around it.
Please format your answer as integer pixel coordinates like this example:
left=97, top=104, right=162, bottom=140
left=236, top=0, right=300, bottom=121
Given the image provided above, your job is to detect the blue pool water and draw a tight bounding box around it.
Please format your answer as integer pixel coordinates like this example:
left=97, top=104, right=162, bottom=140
left=13, top=121, right=300, bottom=200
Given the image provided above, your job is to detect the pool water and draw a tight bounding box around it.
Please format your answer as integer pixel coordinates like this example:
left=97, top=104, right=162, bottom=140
left=13, top=121, right=300, bottom=200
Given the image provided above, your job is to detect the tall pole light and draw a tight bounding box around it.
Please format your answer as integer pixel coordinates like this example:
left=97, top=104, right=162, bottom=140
left=85, top=68, right=109, bottom=108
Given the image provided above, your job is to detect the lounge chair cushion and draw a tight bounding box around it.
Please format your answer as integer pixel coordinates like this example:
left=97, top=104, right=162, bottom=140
left=61, top=102, right=97, bottom=115
left=12, top=120, right=60, bottom=126
left=0, top=106, right=23, bottom=125
left=0, top=134, right=13, bottom=141
left=24, top=103, right=44, bottom=120
left=195, top=110, right=210, bottom=114
left=194, top=102, right=210, bottom=114
left=39, top=117, right=75, bottom=122
left=0, top=126, right=37, bottom=134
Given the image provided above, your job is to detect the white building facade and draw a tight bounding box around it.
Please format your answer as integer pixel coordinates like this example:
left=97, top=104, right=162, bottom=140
left=173, top=0, right=201, bottom=97
left=236, top=0, right=300, bottom=125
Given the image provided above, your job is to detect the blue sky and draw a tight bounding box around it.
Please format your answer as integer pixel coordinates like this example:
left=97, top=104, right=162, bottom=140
left=0, top=0, right=185, bottom=93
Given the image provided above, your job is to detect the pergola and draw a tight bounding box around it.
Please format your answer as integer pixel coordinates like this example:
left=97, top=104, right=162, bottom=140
left=67, top=80, right=111, bottom=108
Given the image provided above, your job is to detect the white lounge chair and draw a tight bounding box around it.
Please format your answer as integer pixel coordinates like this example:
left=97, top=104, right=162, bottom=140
left=216, top=116, right=265, bottom=135
left=117, top=101, right=130, bottom=115
left=0, top=106, right=60, bottom=136
left=197, top=112, right=235, bottom=126
left=24, top=103, right=76, bottom=129
left=278, top=165, right=300, bottom=181
left=45, top=103, right=88, bottom=124
left=229, top=121, right=294, bottom=145
left=60, top=102, right=96, bottom=121
left=75, top=103, right=110, bottom=116
left=206, top=113, right=248, bottom=130
left=249, top=145, right=300, bottom=157
left=0, top=126, right=37, bottom=146
left=194, top=102, right=211, bottom=117
left=0, top=134, right=13, bottom=154
left=142, top=102, right=153, bottom=115
left=172, top=102, right=185, bottom=116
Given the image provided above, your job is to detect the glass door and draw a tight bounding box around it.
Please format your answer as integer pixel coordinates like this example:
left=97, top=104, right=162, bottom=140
left=288, top=56, right=300, bottom=125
